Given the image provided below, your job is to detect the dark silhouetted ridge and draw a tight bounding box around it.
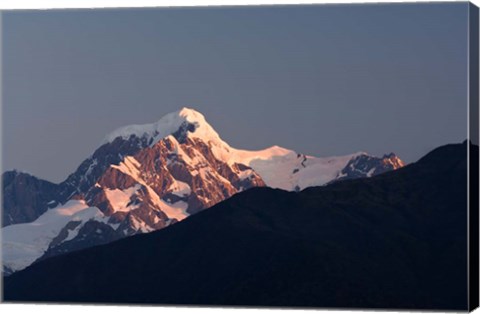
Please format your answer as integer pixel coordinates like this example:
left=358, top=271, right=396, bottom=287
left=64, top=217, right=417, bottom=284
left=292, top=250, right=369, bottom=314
left=4, top=142, right=473, bottom=311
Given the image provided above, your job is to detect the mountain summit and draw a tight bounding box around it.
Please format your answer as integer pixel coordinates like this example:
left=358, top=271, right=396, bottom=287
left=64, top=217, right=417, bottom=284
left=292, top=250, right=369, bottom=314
left=103, top=107, right=404, bottom=191
left=2, top=107, right=404, bottom=274
left=103, top=107, right=224, bottom=147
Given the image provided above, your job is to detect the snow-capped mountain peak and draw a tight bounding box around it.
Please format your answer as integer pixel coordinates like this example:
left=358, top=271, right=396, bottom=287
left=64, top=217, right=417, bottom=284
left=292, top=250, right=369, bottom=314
left=3, top=107, right=406, bottom=275
left=103, top=107, right=226, bottom=149
left=102, top=107, right=296, bottom=169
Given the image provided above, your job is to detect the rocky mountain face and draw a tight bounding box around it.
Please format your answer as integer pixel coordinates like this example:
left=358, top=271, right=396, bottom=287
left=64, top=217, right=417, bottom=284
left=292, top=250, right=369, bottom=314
left=2, top=108, right=404, bottom=274
left=2, top=171, right=62, bottom=227
left=335, top=153, right=404, bottom=182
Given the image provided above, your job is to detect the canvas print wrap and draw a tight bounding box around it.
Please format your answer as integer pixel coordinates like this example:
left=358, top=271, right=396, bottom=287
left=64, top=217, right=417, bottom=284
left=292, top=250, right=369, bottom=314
left=1, top=2, right=479, bottom=311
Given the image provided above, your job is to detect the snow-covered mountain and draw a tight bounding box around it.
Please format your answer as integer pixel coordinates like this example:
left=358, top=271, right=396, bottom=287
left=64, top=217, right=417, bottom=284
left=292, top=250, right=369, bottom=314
left=2, top=107, right=404, bottom=274
left=3, top=200, right=104, bottom=274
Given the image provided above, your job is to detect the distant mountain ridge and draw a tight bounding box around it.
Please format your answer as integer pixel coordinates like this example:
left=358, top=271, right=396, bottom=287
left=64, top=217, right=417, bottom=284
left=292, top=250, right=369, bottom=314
left=3, top=142, right=471, bottom=310
left=2, top=170, right=62, bottom=226
left=2, top=107, right=404, bottom=274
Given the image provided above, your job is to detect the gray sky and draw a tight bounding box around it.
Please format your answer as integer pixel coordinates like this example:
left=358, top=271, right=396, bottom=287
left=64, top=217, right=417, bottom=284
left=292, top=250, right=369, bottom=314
left=2, top=3, right=469, bottom=183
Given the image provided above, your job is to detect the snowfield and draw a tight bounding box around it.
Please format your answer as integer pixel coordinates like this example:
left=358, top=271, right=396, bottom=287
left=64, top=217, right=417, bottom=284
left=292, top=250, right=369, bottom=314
left=2, top=200, right=105, bottom=272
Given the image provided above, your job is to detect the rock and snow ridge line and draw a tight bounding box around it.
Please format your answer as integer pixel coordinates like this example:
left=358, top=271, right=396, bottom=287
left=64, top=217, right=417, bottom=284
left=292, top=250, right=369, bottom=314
left=2, top=107, right=405, bottom=274
left=103, top=107, right=404, bottom=191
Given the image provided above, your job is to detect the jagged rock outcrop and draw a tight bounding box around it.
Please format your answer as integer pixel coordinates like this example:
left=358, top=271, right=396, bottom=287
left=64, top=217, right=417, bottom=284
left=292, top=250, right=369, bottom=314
left=2, top=171, right=61, bottom=227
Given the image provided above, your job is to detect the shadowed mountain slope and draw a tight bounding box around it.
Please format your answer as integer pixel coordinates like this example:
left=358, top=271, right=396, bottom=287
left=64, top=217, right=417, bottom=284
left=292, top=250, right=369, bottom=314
left=3, top=142, right=471, bottom=310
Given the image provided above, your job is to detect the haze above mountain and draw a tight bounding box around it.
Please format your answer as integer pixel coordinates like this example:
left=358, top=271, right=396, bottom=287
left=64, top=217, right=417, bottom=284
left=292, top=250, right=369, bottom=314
left=3, top=4, right=469, bottom=183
